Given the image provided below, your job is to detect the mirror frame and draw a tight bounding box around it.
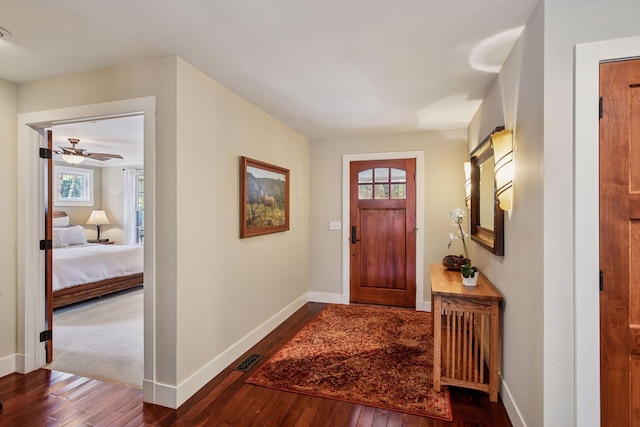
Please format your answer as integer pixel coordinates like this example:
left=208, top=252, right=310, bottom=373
left=469, top=126, right=505, bottom=256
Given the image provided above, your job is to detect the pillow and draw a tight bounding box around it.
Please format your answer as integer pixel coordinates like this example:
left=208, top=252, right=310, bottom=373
left=53, top=225, right=88, bottom=248
left=52, top=215, right=70, bottom=228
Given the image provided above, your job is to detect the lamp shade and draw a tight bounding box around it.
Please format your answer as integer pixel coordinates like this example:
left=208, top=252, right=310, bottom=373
left=61, top=154, right=84, bottom=164
left=87, top=210, right=110, bottom=225
left=492, top=129, right=514, bottom=211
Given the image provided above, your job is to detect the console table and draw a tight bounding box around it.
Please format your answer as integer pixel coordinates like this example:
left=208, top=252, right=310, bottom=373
left=430, top=264, right=503, bottom=402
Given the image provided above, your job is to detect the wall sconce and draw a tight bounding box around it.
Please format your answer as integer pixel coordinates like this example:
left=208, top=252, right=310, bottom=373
left=87, top=209, right=110, bottom=241
left=491, top=129, right=514, bottom=211
left=464, top=161, right=471, bottom=208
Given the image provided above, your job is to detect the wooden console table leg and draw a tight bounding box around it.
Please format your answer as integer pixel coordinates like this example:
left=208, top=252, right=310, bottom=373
left=433, top=295, right=442, bottom=392
left=489, top=300, right=500, bottom=402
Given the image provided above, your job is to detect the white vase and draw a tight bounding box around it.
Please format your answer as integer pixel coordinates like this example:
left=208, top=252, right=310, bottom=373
left=462, top=274, right=478, bottom=286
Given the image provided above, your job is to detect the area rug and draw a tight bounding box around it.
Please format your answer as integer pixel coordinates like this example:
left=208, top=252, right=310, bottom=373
left=246, top=304, right=452, bottom=421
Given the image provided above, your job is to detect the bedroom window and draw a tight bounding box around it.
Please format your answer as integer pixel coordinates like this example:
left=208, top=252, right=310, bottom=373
left=54, top=165, right=94, bottom=207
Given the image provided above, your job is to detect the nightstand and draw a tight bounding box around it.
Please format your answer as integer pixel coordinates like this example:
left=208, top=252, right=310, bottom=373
left=88, top=239, right=115, bottom=245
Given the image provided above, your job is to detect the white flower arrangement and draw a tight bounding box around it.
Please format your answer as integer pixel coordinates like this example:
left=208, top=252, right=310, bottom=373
left=447, top=207, right=469, bottom=261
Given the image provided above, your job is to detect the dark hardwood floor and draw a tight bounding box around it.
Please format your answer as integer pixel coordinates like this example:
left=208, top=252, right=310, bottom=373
left=0, top=302, right=512, bottom=426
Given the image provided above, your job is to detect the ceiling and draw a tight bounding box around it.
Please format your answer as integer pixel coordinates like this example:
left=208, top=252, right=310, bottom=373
left=1, top=0, right=538, bottom=140
left=49, top=116, right=144, bottom=168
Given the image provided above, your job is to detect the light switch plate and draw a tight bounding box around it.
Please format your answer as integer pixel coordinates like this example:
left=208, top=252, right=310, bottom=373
left=329, top=221, right=342, bottom=231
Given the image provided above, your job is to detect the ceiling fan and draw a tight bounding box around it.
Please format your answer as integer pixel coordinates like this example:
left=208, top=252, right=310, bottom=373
left=56, top=138, right=124, bottom=164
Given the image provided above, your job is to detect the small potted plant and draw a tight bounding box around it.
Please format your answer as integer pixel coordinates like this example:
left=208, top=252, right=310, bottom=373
left=442, top=208, right=470, bottom=270
left=461, top=263, right=479, bottom=286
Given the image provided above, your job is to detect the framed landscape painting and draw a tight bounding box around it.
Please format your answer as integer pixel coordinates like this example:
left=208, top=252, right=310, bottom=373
left=240, top=156, right=290, bottom=238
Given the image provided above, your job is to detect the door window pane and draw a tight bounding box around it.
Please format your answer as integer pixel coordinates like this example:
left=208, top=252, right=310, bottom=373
left=374, top=168, right=389, bottom=183
left=391, top=184, right=406, bottom=199
left=375, top=184, right=389, bottom=199
left=390, top=168, right=406, bottom=182
left=359, top=185, right=373, bottom=199
left=358, top=169, right=373, bottom=183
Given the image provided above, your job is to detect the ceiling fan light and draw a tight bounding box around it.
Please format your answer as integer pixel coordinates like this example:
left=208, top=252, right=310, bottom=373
left=61, top=154, right=85, bottom=164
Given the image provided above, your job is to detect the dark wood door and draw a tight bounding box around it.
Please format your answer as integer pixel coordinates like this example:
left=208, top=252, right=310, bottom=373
left=44, top=130, right=54, bottom=363
left=350, top=159, right=416, bottom=307
left=600, top=57, right=640, bottom=426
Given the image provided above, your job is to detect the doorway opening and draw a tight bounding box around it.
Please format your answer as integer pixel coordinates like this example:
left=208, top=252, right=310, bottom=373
left=45, top=115, right=145, bottom=389
left=17, top=96, right=157, bottom=402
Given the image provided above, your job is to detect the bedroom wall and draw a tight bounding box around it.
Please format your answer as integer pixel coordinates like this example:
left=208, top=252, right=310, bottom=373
left=0, top=78, right=17, bottom=372
left=174, top=59, right=309, bottom=396
left=467, top=3, right=544, bottom=426
left=308, top=131, right=467, bottom=305
left=101, top=166, right=126, bottom=244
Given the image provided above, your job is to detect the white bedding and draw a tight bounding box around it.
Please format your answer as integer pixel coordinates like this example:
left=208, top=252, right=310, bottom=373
left=53, top=244, right=144, bottom=292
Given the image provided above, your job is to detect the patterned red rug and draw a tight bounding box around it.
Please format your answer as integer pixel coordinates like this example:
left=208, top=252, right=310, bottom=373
left=246, top=304, right=452, bottom=421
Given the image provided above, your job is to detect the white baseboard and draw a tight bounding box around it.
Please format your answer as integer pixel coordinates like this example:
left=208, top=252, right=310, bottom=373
left=308, top=292, right=431, bottom=313
left=500, top=375, right=527, bottom=427
left=163, top=293, right=309, bottom=409
left=307, top=291, right=344, bottom=304
left=0, top=354, right=16, bottom=378
left=417, top=301, right=431, bottom=312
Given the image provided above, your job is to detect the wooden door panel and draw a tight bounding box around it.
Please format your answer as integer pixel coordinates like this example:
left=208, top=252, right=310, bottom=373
left=45, top=130, right=53, bottom=363
left=600, top=58, right=640, bottom=426
left=360, top=208, right=406, bottom=289
left=350, top=158, right=416, bottom=307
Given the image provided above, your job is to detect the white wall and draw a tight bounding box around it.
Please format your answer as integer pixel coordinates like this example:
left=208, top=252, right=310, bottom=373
left=17, top=56, right=179, bottom=398
left=309, top=130, right=467, bottom=305
left=544, top=1, right=640, bottom=425
left=468, top=3, right=544, bottom=426
left=0, top=78, right=17, bottom=374
left=15, top=56, right=309, bottom=407
left=174, top=59, right=309, bottom=396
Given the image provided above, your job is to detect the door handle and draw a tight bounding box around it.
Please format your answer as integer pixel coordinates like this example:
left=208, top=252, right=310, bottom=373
left=351, top=226, right=360, bottom=244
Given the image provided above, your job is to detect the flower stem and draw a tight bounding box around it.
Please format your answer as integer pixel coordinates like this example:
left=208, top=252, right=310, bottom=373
left=458, top=222, right=469, bottom=260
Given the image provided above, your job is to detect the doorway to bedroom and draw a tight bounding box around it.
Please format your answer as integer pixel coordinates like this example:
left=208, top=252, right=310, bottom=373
left=17, top=96, right=157, bottom=401
left=43, top=115, right=145, bottom=389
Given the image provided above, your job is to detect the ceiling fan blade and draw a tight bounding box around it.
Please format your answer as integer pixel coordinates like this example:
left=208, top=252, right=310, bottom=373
left=86, top=152, right=124, bottom=160
left=59, top=146, right=85, bottom=154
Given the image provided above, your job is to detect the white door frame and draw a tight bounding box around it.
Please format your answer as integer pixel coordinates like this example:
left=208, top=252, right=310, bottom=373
left=16, top=96, right=158, bottom=402
left=574, top=35, right=640, bottom=425
left=341, top=151, right=425, bottom=311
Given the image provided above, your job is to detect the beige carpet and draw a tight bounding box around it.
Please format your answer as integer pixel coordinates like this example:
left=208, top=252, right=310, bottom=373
left=45, top=287, right=143, bottom=389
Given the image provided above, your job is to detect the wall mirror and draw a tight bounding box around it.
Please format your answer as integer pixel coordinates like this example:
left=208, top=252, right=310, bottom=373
left=469, top=126, right=504, bottom=256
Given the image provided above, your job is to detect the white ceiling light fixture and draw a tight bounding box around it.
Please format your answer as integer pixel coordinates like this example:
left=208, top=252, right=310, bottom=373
left=0, top=26, right=12, bottom=39
left=61, top=153, right=85, bottom=164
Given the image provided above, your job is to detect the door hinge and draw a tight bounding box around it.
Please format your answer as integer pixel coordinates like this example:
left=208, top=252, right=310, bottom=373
left=600, top=270, right=604, bottom=291
left=39, top=148, right=53, bottom=159
left=40, top=330, right=52, bottom=342
left=599, top=97, right=603, bottom=119
left=39, top=239, right=53, bottom=250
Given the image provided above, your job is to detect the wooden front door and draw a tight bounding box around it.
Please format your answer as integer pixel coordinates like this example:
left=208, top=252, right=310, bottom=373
left=600, top=57, right=640, bottom=426
left=349, top=159, right=416, bottom=307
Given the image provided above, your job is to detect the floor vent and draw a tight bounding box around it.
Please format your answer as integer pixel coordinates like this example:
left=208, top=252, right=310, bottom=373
left=235, top=353, right=262, bottom=372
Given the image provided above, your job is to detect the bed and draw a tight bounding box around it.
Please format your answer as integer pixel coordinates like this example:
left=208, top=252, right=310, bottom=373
left=52, top=212, right=144, bottom=308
